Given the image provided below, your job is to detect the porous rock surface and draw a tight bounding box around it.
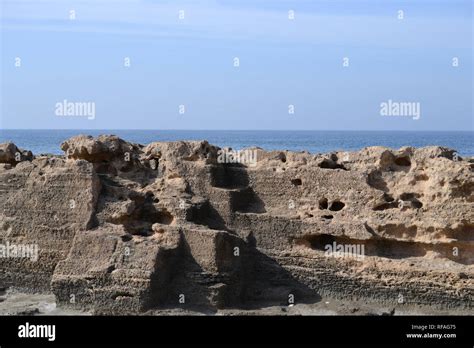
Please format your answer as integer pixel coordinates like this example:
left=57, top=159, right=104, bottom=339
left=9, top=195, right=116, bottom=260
left=0, top=135, right=472, bottom=314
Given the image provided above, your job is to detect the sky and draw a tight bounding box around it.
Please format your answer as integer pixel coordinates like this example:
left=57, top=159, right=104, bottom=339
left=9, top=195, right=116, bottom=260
left=0, top=0, right=472, bottom=131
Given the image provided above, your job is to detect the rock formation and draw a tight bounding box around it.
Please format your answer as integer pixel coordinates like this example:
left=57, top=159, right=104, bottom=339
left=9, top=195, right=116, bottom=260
left=0, top=135, right=472, bottom=314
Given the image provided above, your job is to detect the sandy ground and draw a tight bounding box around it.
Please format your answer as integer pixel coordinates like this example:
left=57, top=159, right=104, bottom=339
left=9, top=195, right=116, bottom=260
left=0, top=288, right=90, bottom=315
left=0, top=288, right=470, bottom=316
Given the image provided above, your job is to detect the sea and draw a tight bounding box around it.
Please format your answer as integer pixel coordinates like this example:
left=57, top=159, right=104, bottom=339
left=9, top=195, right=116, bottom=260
left=0, top=130, right=473, bottom=157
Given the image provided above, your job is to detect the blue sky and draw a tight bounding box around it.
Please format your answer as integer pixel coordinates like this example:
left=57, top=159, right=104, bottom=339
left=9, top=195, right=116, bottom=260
left=0, top=0, right=472, bottom=130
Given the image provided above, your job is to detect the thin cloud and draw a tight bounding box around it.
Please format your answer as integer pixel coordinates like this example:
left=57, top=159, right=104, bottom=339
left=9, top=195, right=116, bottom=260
left=1, top=0, right=471, bottom=48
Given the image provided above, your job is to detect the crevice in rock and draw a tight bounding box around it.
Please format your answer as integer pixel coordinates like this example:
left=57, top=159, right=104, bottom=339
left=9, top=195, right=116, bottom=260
left=319, top=159, right=347, bottom=170
left=295, top=233, right=473, bottom=264
left=373, top=202, right=398, bottom=211
left=297, top=234, right=426, bottom=259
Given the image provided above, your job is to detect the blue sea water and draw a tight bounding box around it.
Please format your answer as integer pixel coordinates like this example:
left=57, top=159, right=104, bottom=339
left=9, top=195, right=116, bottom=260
left=0, top=130, right=473, bottom=157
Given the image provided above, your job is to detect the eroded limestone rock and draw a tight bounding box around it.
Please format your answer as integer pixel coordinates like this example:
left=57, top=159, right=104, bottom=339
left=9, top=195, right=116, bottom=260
left=0, top=142, right=33, bottom=165
left=0, top=135, right=472, bottom=314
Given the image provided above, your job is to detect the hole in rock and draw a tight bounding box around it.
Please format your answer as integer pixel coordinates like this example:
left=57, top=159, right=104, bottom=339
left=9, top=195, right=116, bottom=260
left=329, top=201, right=345, bottom=211
left=394, top=156, right=411, bottom=167
left=291, top=178, right=302, bottom=186
left=322, top=215, right=333, bottom=220
left=318, top=198, right=328, bottom=210
left=414, top=173, right=429, bottom=181
left=400, top=193, right=417, bottom=200
left=157, top=209, right=174, bottom=225
left=121, top=234, right=132, bottom=242
left=399, top=193, right=423, bottom=209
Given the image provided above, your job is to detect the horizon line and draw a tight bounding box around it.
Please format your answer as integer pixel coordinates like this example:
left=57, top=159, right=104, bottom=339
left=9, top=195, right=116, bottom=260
left=1, top=129, right=473, bottom=132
